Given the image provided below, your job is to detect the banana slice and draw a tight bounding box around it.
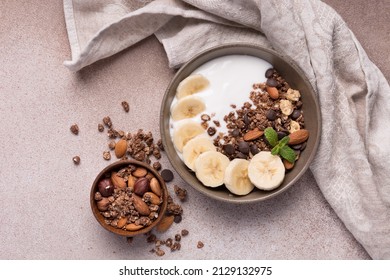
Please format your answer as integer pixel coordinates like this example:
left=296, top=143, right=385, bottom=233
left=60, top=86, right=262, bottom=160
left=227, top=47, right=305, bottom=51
left=173, top=120, right=205, bottom=152
left=195, top=151, right=230, bottom=187
left=176, top=74, right=210, bottom=99
left=223, top=159, right=254, bottom=195
left=182, top=135, right=216, bottom=171
left=171, top=96, right=206, bottom=121
left=248, top=151, right=285, bottom=191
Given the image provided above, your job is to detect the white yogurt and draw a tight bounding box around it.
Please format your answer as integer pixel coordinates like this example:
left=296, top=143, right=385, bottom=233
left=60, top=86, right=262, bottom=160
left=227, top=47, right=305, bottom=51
left=170, top=55, right=272, bottom=142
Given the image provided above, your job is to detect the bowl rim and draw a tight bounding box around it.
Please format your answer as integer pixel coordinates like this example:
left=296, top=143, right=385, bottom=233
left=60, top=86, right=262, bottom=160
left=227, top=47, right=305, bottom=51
left=90, top=159, right=168, bottom=236
left=160, top=43, right=321, bottom=203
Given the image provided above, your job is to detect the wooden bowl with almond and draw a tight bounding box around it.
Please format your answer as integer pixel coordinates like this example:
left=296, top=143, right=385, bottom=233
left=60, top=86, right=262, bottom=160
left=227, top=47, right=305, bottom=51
left=90, top=160, right=168, bottom=237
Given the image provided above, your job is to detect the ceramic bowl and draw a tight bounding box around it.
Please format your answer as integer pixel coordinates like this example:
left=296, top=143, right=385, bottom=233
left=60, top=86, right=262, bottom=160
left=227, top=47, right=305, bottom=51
left=90, top=160, right=168, bottom=236
left=160, top=43, right=321, bottom=203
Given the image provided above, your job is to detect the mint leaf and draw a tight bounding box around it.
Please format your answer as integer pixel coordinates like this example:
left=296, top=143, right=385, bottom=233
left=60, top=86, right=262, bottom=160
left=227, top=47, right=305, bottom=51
left=279, top=145, right=296, bottom=163
left=264, top=127, right=278, bottom=147
left=271, top=146, right=280, bottom=155
left=279, top=136, right=290, bottom=147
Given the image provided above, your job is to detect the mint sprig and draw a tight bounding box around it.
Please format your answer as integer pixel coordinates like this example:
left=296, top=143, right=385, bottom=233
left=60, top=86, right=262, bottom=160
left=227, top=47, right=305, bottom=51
left=264, top=127, right=296, bottom=163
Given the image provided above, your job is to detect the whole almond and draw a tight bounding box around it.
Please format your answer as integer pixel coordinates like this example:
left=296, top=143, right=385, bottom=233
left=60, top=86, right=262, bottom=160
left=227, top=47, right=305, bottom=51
left=155, top=215, right=174, bottom=233
left=288, top=129, right=309, bottom=145
left=132, top=194, right=151, bottom=216
left=133, top=167, right=148, bottom=177
left=111, top=172, right=126, bottom=188
left=125, top=223, right=144, bottom=231
left=114, top=139, right=127, bottom=158
left=143, top=192, right=161, bottom=205
left=117, top=217, right=127, bottom=228
left=150, top=177, right=162, bottom=197
left=267, top=86, right=279, bottom=99
left=243, top=128, right=264, bottom=141
left=283, top=159, right=294, bottom=170
left=127, top=175, right=136, bottom=191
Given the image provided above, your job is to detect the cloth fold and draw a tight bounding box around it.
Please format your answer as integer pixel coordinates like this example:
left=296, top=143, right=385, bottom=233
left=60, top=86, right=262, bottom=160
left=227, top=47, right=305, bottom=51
left=63, top=0, right=390, bottom=259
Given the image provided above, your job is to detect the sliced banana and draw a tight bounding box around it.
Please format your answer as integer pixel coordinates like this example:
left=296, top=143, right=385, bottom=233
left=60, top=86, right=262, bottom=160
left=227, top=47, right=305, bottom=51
left=173, top=120, right=205, bottom=152
left=223, top=159, right=254, bottom=196
left=195, top=151, right=230, bottom=187
left=176, top=74, right=210, bottom=99
left=182, top=135, right=216, bottom=171
left=248, top=151, right=285, bottom=191
left=171, top=96, right=206, bottom=121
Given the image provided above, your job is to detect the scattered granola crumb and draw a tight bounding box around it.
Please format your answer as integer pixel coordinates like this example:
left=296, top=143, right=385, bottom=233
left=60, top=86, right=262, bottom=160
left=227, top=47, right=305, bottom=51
left=153, top=161, right=162, bottom=171
left=197, top=241, right=204, bottom=249
left=70, top=124, right=79, bottom=135
left=108, top=140, right=116, bottom=150
left=181, top=229, right=189, bottom=236
left=98, top=124, right=104, bottom=132
left=103, top=150, right=111, bottom=160
left=156, top=248, right=165, bottom=257
left=174, top=185, right=187, bottom=201
left=103, top=116, right=112, bottom=128
left=72, top=156, right=80, bottom=165
left=121, top=101, right=130, bottom=113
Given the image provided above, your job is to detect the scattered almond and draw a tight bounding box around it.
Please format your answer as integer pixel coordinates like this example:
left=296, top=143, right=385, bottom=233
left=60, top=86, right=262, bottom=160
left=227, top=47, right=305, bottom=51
left=243, top=128, right=264, bottom=141
left=283, top=159, right=294, bottom=170
left=127, top=175, right=136, bottom=191
left=132, top=194, right=151, bottom=216
left=288, top=129, right=309, bottom=145
left=133, top=167, right=148, bottom=177
left=111, top=172, right=126, bottom=188
left=267, top=86, right=279, bottom=99
left=125, top=223, right=144, bottom=231
left=117, top=217, right=127, bottom=228
left=150, top=177, right=162, bottom=196
left=155, top=215, right=174, bottom=233
left=114, top=139, right=127, bottom=158
left=143, top=192, right=161, bottom=205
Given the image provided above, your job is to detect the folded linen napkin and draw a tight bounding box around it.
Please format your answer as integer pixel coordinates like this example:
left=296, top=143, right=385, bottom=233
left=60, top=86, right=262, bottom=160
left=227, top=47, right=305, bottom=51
left=63, top=0, right=390, bottom=259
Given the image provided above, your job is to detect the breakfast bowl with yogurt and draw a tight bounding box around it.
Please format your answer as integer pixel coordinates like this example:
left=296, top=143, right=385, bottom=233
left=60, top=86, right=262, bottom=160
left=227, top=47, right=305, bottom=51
left=160, top=44, right=321, bottom=203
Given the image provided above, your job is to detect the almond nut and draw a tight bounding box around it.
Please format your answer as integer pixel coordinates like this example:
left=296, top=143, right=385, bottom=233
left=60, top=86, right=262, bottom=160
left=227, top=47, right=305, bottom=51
left=133, top=167, right=148, bottom=177
left=155, top=215, right=174, bottom=233
left=127, top=175, right=136, bottom=191
left=288, top=129, right=309, bottom=145
left=111, top=172, right=126, bottom=188
left=132, top=194, right=151, bottom=216
left=243, top=128, right=264, bottom=141
left=125, top=223, right=144, bottom=231
left=117, top=217, right=127, bottom=228
left=114, top=139, right=127, bottom=158
left=150, top=177, right=162, bottom=197
left=267, top=86, right=279, bottom=99
left=143, top=192, right=161, bottom=205
left=283, top=159, right=294, bottom=170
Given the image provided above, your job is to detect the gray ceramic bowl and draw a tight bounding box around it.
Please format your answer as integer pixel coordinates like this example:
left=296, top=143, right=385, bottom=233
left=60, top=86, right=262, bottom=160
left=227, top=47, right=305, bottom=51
left=160, top=43, right=321, bottom=203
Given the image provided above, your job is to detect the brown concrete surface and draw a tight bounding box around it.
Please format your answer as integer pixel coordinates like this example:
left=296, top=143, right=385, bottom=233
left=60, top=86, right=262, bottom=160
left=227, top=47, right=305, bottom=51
left=0, top=0, right=388, bottom=259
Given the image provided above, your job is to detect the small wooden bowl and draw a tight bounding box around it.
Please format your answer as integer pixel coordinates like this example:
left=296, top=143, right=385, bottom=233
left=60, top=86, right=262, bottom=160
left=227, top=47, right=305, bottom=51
left=90, top=160, right=168, bottom=237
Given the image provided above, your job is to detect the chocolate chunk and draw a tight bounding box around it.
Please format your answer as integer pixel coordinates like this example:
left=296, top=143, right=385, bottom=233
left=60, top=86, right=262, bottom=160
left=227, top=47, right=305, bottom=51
left=243, top=113, right=250, bottom=125
left=161, top=169, right=174, bottom=182
left=266, top=78, right=278, bottom=87
left=266, top=109, right=277, bottom=121
left=174, top=215, right=182, bottom=224
left=265, top=68, right=275, bottom=78
left=291, top=109, right=301, bottom=120
left=277, top=131, right=288, bottom=140
left=250, top=144, right=259, bottom=155
left=223, top=144, right=235, bottom=155
left=236, top=152, right=247, bottom=159
left=238, top=141, right=250, bottom=154
left=231, top=129, right=240, bottom=137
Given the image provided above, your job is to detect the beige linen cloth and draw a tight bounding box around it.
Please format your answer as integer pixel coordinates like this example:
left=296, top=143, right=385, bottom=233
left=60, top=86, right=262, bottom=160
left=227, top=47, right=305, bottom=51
left=63, top=0, right=390, bottom=259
